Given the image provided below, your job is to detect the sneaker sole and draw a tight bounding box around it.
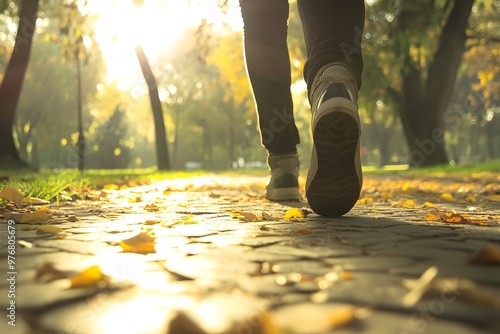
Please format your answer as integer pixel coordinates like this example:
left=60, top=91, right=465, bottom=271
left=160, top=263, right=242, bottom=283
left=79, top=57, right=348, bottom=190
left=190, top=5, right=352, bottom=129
left=266, top=187, right=300, bottom=201
left=306, top=97, right=362, bottom=216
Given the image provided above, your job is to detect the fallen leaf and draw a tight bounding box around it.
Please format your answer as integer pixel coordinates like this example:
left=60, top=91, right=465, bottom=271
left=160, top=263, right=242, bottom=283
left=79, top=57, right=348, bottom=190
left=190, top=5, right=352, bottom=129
left=36, top=225, right=64, bottom=235
left=403, top=199, right=417, bottom=208
left=262, top=212, right=278, bottom=221
left=20, top=211, right=50, bottom=224
left=329, top=306, right=357, bottom=329
left=440, top=212, right=469, bottom=224
left=238, top=212, right=261, bottom=222
left=294, top=226, right=313, bottom=234
left=467, top=246, right=500, bottom=265
left=357, top=197, right=374, bottom=205
left=143, top=220, right=160, bottom=225
left=260, top=225, right=272, bottom=231
left=103, top=184, right=119, bottom=190
left=284, top=208, right=306, bottom=221
left=22, top=197, right=50, bottom=205
left=439, top=193, right=456, bottom=202
left=69, top=265, right=107, bottom=289
left=380, top=192, right=393, bottom=200
left=67, top=215, right=79, bottom=222
left=425, top=210, right=441, bottom=221
left=120, top=232, right=156, bottom=254
left=423, top=202, right=438, bottom=208
left=485, top=195, right=500, bottom=202
left=144, top=204, right=161, bottom=212
left=464, top=195, right=477, bottom=203
left=0, top=187, right=24, bottom=205
left=35, top=262, right=68, bottom=282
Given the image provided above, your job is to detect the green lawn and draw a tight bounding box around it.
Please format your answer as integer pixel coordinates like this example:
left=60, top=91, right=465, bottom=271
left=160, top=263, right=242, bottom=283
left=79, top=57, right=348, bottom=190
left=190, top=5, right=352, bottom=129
left=1, top=160, right=499, bottom=202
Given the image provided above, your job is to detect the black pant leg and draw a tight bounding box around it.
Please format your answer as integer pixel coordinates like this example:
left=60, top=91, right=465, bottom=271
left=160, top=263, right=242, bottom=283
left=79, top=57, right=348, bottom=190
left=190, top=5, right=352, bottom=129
left=240, top=0, right=300, bottom=154
left=297, top=0, right=365, bottom=91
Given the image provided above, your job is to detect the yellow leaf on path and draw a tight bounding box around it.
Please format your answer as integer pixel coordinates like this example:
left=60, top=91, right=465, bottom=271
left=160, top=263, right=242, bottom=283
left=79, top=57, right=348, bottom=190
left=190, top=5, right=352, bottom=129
left=380, top=192, right=393, bottom=200
left=403, top=199, right=417, bottom=208
left=464, top=195, right=477, bottom=203
left=441, top=212, right=469, bottom=224
left=144, top=203, right=161, bottom=212
left=440, top=193, right=456, bottom=202
left=357, top=197, right=374, bottom=205
left=329, top=306, right=357, bottom=329
left=425, top=211, right=441, bottom=221
left=485, top=195, right=500, bottom=202
left=69, top=265, right=106, bottom=289
left=0, top=187, right=24, bottom=205
left=20, top=211, right=50, bottom=224
left=402, top=182, right=412, bottom=191
left=36, top=225, right=63, bottom=235
left=181, top=215, right=199, bottom=224
left=423, top=202, right=438, bottom=208
left=284, top=208, right=306, bottom=221
left=120, top=232, right=156, bottom=254
left=467, top=246, right=500, bottom=265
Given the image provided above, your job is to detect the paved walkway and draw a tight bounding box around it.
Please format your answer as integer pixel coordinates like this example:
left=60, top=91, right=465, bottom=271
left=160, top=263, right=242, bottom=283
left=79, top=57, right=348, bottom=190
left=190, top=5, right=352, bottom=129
left=1, top=174, right=500, bottom=334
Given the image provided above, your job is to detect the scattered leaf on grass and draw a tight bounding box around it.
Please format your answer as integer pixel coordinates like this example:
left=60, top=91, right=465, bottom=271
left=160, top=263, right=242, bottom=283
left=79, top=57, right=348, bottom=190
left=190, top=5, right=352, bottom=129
left=120, top=232, right=156, bottom=254
left=467, top=246, right=500, bottom=265
left=380, top=192, right=393, bottom=200
left=0, top=187, right=24, bottom=205
left=69, top=265, right=107, bottom=289
left=36, top=225, right=63, bottom=235
left=439, top=193, right=456, bottom=202
left=284, top=208, right=306, bottom=221
left=22, top=197, right=50, bottom=205
left=103, top=184, right=119, bottom=190
left=423, top=202, right=438, bottom=208
left=20, top=211, right=51, bottom=224
left=35, top=262, right=68, bottom=282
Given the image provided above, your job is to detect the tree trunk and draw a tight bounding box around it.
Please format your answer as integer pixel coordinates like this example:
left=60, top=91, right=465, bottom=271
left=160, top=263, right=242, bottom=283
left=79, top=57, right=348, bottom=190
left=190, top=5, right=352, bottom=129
left=135, top=44, right=171, bottom=170
left=399, top=0, right=475, bottom=167
left=0, top=0, right=39, bottom=163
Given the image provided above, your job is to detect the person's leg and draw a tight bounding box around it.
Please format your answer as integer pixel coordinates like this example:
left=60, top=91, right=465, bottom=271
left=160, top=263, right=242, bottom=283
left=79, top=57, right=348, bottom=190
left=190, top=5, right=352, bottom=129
left=298, top=0, right=365, bottom=92
left=239, top=0, right=300, bottom=154
left=297, top=1, right=365, bottom=216
left=240, top=0, right=301, bottom=201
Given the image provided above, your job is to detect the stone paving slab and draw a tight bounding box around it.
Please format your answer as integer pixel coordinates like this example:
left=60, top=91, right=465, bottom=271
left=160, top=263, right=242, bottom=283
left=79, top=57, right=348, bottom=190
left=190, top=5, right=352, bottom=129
left=1, top=174, right=500, bottom=334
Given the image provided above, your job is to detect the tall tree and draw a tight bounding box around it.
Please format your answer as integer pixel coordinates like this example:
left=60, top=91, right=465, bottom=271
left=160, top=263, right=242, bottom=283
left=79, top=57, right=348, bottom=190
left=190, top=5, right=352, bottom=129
left=364, top=0, right=477, bottom=167
left=398, top=0, right=475, bottom=166
left=133, top=0, right=170, bottom=170
left=0, top=0, right=39, bottom=164
left=135, top=44, right=171, bottom=170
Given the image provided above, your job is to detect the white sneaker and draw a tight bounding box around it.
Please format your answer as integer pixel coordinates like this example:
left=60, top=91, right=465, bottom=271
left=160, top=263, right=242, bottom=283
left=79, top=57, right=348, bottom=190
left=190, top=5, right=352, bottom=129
left=306, top=63, right=362, bottom=216
left=265, top=152, right=300, bottom=201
